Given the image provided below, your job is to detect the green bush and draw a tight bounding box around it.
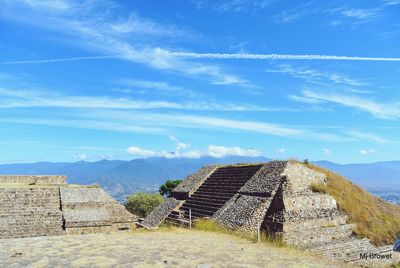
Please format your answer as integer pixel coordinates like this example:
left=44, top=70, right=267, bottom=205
left=125, top=192, right=164, bottom=217
left=159, top=179, right=182, bottom=197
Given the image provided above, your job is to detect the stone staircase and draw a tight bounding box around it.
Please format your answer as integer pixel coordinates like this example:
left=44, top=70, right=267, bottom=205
left=0, top=188, right=64, bottom=238
left=165, top=165, right=263, bottom=226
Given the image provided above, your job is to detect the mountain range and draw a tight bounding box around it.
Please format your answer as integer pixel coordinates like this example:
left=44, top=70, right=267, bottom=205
left=0, top=157, right=399, bottom=201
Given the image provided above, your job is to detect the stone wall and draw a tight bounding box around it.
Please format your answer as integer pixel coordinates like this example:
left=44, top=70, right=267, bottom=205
left=141, top=197, right=181, bottom=228
left=0, top=177, right=138, bottom=239
left=0, top=188, right=64, bottom=239
left=0, top=175, right=66, bottom=185
left=214, top=194, right=273, bottom=232
left=171, top=165, right=217, bottom=199
left=60, top=187, right=137, bottom=232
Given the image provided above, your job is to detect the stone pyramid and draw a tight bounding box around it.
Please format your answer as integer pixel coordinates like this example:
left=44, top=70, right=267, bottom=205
left=143, top=160, right=398, bottom=266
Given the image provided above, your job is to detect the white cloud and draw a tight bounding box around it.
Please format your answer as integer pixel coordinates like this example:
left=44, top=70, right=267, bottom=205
left=167, top=51, right=400, bottom=62
left=12, top=0, right=72, bottom=12
left=126, top=143, right=261, bottom=159
left=340, top=8, right=382, bottom=21
left=195, top=0, right=275, bottom=14
left=384, top=0, right=400, bottom=5
left=126, top=146, right=160, bottom=157
left=323, top=148, right=332, bottom=156
left=296, top=90, right=400, bottom=119
left=344, top=130, right=397, bottom=144
left=116, top=79, right=198, bottom=97
left=288, top=95, right=324, bottom=104
left=109, top=13, right=183, bottom=37
left=169, top=136, right=189, bottom=152
left=267, top=65, right=364, bottom=87
left=276, top=148, right=286, bottom=154
left=0, top=1, right=250, bottom=87
left=0, top=87, right=276, bottom=112
left=71, top=153, right=88, bottom=161
left=207, top=145, right=261, bottom=158
left=360, top=149, right=377, bottom=155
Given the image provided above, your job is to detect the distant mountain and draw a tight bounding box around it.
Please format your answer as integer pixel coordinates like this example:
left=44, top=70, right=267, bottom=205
left=0, top=157, right=399, bottom=200
left=0, top=156, right=269, bottom=201
left=314, top=161, right=400, bottom=191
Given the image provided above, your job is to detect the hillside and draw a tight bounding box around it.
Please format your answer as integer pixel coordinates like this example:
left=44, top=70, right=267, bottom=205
left=308, top=163, right=400, bottom=246
left=315, top=160, right=400, bottom=191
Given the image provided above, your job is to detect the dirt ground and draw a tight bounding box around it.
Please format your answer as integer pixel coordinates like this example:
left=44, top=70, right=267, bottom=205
left=0, top=228, right=348, bottom=268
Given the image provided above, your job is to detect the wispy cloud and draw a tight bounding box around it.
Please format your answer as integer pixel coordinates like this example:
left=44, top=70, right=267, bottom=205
left=323, top=148, right=332, bottom=156
left=115, top=79, right=199, bottom=97
left=0, top=0, right=250, bottom=87
left=291, top=90, right=400, bottom=120
left=360, top=149, right=377, bottom=155
left=0, top=87, right=276, bottom=112
left=0, top=56, right=118, bottom=65
left=167, top=51, right=400, bottom=61
left=6, top=52, right=400, bottom=67
left=276, top=148, right=286, bottom=154
left=194, top=0, right=275, bottom=14
left=384, top=0, right=400, bottom=5
left=339, top=8, right=383, bottom=22
left=266, top=65, right=364, bottom=86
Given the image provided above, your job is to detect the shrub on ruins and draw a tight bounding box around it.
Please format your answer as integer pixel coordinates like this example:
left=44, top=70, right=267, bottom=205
left=159, top=179, right=182, bottom=197
left=125, top=192, right=164, bottom=218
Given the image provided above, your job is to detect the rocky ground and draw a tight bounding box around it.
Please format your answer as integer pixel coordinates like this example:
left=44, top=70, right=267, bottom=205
left=0, top=228, right=349, bottom=268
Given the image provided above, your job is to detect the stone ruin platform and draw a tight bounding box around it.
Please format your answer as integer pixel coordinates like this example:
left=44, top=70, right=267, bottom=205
left=144, top=160, right=399, bottom=267
left=0, top=175, right=137, bottom=239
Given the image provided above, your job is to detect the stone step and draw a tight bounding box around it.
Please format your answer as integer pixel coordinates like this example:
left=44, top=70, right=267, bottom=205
left=181, top=202, right=221, bottom=212
left=185, top=199, right=226, bottom=208
left=194, top=189, right=237, bottom=196
left=201, top=181, right=247, bottom=186
left=190, top=193, right=232, bottom=201
left=197, top=185, right=244, bottom=191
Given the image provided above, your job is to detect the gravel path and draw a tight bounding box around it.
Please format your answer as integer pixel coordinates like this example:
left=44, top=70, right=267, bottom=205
left=0, top=229, right=349, bottom=268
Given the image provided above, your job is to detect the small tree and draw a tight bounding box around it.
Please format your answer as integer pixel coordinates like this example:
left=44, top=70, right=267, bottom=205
left=125, top=192, right=164, bottom=218
left=159, top=179, right=182, bottom=197
left=303, top=159, right=310, bottom=165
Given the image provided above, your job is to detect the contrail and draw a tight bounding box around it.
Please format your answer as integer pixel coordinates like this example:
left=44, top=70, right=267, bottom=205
left=2, top=52, right=400, bottom=65
left=167, top=52, right=400, bottom=61
left=0, top=55, right=119, bottom=65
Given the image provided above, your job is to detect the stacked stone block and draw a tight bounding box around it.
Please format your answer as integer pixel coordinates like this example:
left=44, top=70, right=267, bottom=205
left=0, top=175, right=137, bottom=238
left=0, top=187, right=64, bottom=239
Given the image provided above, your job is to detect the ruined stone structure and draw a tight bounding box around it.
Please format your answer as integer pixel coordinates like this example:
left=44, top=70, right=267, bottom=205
left=0, top=175, right=137, bottom=239
left=143, top=161, right=398, bottom=266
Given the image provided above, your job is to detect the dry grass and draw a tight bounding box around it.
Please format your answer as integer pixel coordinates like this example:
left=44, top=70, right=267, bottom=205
left=307, top=163, right=400, bottom=246
left=193, top=218, right=286, bottom=247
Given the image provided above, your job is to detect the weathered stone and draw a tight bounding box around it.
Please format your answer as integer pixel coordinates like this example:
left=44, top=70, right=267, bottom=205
left=0, top=175, right=66, bottom=185
left=141, top=197, right=181, bottom=228
left=147, top=160, right=398, bottom=266
left=0, top=176, right=137, bottom=239
left=171, top=165, right=218, bottom=199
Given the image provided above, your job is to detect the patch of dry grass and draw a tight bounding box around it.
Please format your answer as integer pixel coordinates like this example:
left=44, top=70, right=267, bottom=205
left=193, top=218, right=286, bottom=247
left=307, top=163, right=400, bottom=246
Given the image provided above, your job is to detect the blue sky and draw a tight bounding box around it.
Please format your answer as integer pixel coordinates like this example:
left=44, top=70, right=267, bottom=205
left=0, top=0, right=400, bottom=164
